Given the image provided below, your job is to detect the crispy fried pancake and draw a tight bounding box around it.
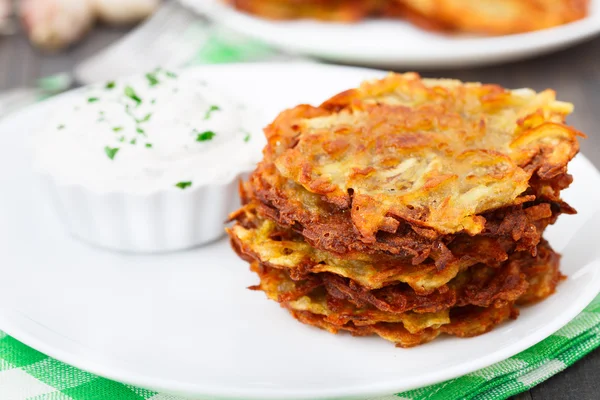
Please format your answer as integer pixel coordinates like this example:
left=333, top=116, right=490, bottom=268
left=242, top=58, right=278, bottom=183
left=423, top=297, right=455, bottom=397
left=322, top=240, right=560, bottom=314
left=230, top=208, right=521, bottom=293
left=251, top=263, right=521, bottom=347
left=246, top=161, right=567, bottom=257
left=261, top=73, right=580, bottom=242
left=252, top=262, right=452, bottom=331
left=226, top=0, right=383, bottom=21
left=390, top=0, right=589, bottom=35
left=291, top=304, right=517, bottom=348
left=248, top=240, right=560, bottom=347
left=226, top=0, right=589, bottom=35
left=249, top=240, right=558, bottom=315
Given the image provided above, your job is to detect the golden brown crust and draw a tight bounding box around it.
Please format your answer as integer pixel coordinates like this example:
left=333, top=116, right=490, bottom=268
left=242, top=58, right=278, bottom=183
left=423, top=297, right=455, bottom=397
left=229, top=206, right=542, bottom=294
left=518, top=242, right=564, bottom=304
left=245, top=157, right=568, bottom=258
left=226, top=0, right=383, bottom=21
left=248, top=240, right=558, bottom=314
left=225, top=0, right=589, bottom=34
left=247, top=239, right=559, bottom=347
left=263, top=73, right=580, bottom=241
left=391, top=0, right=590, bottom=35
left=291, top=303, right=518, bottom=348
left=291, top=309, right=444, bottom=348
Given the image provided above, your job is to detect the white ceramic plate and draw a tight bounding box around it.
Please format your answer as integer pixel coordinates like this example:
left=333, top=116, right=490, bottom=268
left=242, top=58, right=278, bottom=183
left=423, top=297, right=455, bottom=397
left=181, top=0, right=600, bottom=68
left=1, top=63, right=600, bottom=400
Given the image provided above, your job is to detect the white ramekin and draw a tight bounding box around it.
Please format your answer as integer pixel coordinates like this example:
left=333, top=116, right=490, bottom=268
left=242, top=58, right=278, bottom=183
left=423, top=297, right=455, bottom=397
left=39, top=172, right=246, bottom=253
left=31, top=71, right=264, bottom=253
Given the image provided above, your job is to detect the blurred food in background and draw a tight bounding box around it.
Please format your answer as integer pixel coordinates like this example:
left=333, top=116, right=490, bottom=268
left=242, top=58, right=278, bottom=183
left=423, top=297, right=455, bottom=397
left=226, top=0, right=591, bottom=35
left=0, top=0, right=14, bottom=34
left=19, top=0, right=160, bottom=51
left=393, top=0, right=590, bottom=35
left=94, top=0, right=162, bottom=25
left=226, top=0, right=381, bottom=21
left=20, top=0, right=95, bottom=51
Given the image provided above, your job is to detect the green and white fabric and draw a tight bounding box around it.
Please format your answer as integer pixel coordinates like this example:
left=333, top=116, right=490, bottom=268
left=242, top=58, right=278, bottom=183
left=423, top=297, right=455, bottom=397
left=1, top=294, right=599, bottom=400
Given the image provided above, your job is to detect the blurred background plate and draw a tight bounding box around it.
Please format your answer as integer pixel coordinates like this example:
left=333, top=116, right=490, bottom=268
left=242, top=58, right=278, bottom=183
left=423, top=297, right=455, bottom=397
left=181, top=0, right=600, bottom=68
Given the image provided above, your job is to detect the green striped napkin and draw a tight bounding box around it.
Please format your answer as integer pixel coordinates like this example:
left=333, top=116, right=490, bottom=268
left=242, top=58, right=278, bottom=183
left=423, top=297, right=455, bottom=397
left=1, top=293, right=599, bottom=400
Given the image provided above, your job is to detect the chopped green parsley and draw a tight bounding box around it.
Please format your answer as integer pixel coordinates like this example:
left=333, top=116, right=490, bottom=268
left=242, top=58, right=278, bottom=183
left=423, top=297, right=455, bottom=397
left=145, top=143, right=153, bottom=148
left=105, top=81, right=115, bottom=89
left=196, top=130, right=216, bottom=142
left=243, top=132, right=251, bottom=142
left=118, top=136, right=125, bottom=142
left=88, top=97, right=99, bottom=103
left=145, top=72, right=159, bottom=86
left=136, top=127, right=145, bottom=135
left=165, top=70, right=178, bottom=78
left=130, top=138, right=137, bottom=145
left=124, top=86, right=142, bottom=106
left=136, top=113, right=152, bottom=123
left=112, top=126, right=123, bottom=132
left=57, top=124, right=65, bottom=130
left=204, top=105, right=220, bottom=120
left=175, top=181, right=192, bottom=190
left=104, top=146, right=119, bottom=160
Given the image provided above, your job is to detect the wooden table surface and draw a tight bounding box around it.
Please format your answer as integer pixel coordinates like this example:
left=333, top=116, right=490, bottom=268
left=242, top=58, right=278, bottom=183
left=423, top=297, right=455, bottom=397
left=1, top=25, right=599, bottom=400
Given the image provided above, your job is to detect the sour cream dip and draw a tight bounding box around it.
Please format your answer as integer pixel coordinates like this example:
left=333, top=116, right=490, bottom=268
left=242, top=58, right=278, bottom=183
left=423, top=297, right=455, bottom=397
left=33, top=68, right=259, bottom=193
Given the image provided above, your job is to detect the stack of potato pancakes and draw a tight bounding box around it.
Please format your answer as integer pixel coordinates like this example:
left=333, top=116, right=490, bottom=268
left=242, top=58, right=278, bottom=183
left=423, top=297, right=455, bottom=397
left=228, top=73, right=582, bottom=347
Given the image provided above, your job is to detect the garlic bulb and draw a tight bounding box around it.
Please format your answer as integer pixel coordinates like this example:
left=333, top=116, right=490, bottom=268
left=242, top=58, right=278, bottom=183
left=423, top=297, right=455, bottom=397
left=20, top=0, right=95, bottom=51
left=0, top=0, right=13, bottom=34
left=92, top=0, right=160, bottom=25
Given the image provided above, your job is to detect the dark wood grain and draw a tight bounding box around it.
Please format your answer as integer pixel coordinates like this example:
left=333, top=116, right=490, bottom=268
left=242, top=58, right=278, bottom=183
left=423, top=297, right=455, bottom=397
left=1, top=24, right=599, bottom=400
left=0, top=25, right=128, bottom=90
left=529, top=347, right=600, bottom=400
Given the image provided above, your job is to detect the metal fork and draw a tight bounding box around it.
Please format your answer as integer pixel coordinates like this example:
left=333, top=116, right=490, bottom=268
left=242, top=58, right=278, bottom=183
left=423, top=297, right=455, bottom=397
left=0, top=1, right=207, bottom=120
left=74, top=0, right=209, bottom=84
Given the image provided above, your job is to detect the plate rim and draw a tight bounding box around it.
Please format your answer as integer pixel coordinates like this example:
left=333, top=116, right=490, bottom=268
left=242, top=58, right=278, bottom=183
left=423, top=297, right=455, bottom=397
left=1, top=62, right=600, bottom=399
